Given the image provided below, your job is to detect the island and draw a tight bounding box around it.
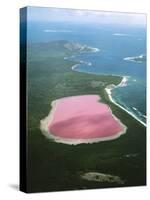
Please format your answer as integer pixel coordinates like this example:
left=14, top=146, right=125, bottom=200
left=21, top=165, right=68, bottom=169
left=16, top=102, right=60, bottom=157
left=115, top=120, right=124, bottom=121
left=124, top=54, right=146, bottom=63
left=27, top=40, right=146, bottom=192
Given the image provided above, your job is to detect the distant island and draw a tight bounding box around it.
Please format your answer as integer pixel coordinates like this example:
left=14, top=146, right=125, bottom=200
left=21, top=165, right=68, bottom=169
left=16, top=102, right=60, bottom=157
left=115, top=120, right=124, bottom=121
left=63, top=41, right=100, bottom=52
left=124, top=54, right=146, bottom=63
left=30, top=40, right=100, bottom=55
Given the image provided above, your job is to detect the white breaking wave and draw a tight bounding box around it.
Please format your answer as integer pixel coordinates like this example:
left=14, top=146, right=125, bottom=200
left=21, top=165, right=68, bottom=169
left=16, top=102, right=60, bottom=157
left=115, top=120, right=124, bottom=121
left=118, top=76, right=129, bottom=87
left=132, top=107, right=138, bottom=111
left=72, top=64, right=80, bottom=70
left=132, top=107, right=146, bottom=120
left=44, top=29, right=72, bottom=33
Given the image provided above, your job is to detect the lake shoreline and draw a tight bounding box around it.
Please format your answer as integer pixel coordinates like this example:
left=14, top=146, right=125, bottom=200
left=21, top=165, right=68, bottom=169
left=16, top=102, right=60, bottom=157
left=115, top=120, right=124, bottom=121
left=40, top=95, right=127, bottom=145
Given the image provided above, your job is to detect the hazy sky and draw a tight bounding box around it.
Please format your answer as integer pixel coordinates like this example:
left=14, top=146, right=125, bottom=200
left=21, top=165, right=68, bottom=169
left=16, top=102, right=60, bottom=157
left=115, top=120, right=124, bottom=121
left=27, top=7, right=146, bottom=26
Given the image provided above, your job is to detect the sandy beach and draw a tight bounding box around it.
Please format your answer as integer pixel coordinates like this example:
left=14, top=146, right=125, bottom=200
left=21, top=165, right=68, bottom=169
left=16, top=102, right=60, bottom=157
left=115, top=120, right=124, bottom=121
left=105, top=76, right=146, bottom=127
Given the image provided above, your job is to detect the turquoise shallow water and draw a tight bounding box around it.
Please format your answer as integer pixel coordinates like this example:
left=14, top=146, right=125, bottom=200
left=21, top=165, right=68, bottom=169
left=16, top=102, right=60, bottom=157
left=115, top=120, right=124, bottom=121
left=27, top=21, right=146, bottom=124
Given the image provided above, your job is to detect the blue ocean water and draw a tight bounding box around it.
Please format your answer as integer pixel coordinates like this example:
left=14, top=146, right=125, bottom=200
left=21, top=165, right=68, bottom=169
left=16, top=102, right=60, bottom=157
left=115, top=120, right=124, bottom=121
left=27, top=21, right=146, bottom=124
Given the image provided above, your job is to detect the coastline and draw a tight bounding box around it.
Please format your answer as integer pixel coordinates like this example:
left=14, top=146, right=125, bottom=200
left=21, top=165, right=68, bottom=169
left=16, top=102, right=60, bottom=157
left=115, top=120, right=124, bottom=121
left=105, top=77, right=146, bottom=127
left=69, top=53, right=146, bottom=127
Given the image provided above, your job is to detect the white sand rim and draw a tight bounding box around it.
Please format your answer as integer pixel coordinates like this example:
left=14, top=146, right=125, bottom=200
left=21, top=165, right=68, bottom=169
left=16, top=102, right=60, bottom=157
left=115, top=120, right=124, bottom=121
left=40, top=95, right=127, bottom=145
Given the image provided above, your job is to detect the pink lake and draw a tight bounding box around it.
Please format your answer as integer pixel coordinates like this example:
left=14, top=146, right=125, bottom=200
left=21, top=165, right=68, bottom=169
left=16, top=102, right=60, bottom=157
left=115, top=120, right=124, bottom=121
left=47, top=95, right=126, bottom=141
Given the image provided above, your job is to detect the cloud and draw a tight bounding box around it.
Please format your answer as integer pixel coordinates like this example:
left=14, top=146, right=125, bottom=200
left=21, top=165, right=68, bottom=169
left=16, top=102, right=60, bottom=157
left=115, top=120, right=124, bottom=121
left=27, top=7, right=146, bottom=26
left=44, top=29, right=72, bottom=33
left=113, top=33, right=131, bottom=36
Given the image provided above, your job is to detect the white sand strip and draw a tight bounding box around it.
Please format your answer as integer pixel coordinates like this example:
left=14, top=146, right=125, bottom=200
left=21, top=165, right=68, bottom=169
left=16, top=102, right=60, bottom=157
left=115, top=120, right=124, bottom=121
left=105, top=77, right=146, bottom=127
